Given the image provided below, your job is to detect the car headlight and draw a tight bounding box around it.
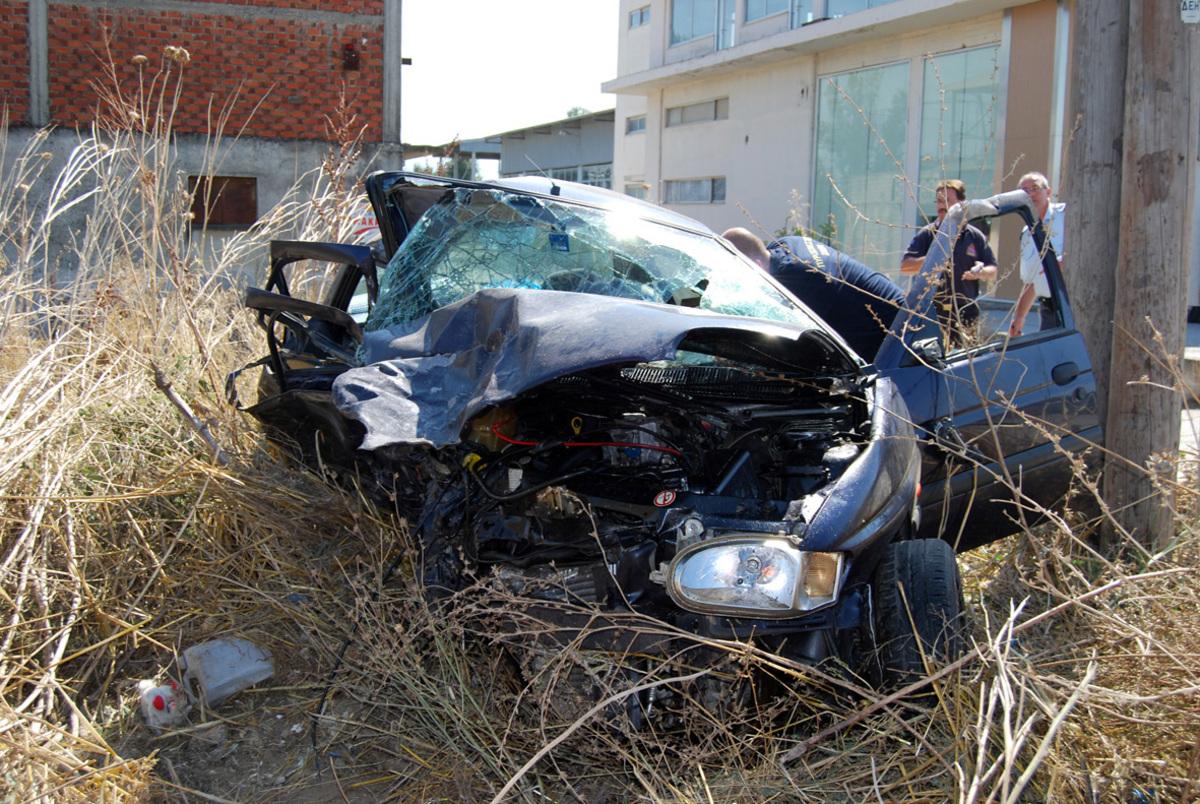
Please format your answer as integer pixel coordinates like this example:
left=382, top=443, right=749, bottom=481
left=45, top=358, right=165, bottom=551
left=665, top=536, right=843, bottom=618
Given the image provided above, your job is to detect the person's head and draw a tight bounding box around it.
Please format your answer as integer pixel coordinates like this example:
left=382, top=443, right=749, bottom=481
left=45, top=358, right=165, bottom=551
left=721, top=227, right=770, bottom=270
left=1018, top=172, right=1052, bottom=218
left=935, top=179, right=967, bottom=221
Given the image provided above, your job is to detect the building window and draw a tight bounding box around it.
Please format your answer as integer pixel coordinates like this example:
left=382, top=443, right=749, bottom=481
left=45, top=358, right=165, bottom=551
left=188, top=176, right=257, bottom=227
left=671, top=0, right=716, bottom=44
left=626, top=115, right=646, bottom=134
left=630, top=5, right=650, bottom=27
left=746, top=0, right=788, bottom=22
left=665, top=97, right=729, bottom=127
left=582, top=163, right=613, bottom=189
left=791, top=0, right=814, bottom=25
left=625, top=184, right=648, bottom=200
left=825, top=0, right=901, bottom=18
left=551, top=167, right=579, bottom=182
left=787, top=0, right=900, bottom=26
left=915, top=46, right=999, bottom=222
left=663, top=177, right=726, bottom=204
left=811, top=45, right=1003, bottom=272
left=813, top=62, right=908, bottom=267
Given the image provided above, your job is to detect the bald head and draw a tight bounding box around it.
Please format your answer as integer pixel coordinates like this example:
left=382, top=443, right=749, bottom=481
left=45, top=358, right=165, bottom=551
left=721, top=227, right=771, bottom=270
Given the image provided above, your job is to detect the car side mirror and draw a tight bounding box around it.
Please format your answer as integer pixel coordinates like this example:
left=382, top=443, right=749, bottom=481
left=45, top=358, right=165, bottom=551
left=900, top=336, right=945, bottom=368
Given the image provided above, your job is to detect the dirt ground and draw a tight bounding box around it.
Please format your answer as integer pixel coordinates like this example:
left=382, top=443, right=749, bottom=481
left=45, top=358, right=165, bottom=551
left=116, top=666, right=349, bottom=801
left=110, top=584, right=427, bottom=804
left=117, top=673, right=405, bottom=802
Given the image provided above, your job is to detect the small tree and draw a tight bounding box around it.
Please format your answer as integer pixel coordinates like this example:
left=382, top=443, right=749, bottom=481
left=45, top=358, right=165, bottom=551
left=409, top=139, right=480, bottom=181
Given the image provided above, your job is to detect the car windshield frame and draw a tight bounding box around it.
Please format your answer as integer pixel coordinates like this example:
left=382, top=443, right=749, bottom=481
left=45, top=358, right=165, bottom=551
left=364, top=185, right=822, bottom=335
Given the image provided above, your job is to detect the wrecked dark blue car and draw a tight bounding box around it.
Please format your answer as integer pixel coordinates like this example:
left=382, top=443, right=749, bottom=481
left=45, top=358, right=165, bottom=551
left=232, top=172, right=1099, bottom=691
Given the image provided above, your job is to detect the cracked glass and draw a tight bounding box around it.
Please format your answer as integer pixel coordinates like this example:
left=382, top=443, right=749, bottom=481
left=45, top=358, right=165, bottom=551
left=365, top=187, right=816, bottom=334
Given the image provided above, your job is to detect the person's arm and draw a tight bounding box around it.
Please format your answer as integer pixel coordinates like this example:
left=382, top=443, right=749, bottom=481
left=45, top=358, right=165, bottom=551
left=900, top=228, right=931, bottom=275
left=1009, top=283, right=1037, bottom=337
left=962, top=229, right=997, bottom=282
left=962, top=261, right=997, bottom=282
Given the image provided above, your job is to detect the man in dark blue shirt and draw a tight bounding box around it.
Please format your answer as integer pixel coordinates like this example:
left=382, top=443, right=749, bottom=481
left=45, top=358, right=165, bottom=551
left=722, top=228, right=904, bottom=360
left=901, top=179, right=997, bottom=347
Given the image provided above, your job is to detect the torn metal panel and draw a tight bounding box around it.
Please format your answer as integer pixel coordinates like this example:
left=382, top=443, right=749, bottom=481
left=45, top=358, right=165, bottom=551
left=335, top=287, right=854, bottom=450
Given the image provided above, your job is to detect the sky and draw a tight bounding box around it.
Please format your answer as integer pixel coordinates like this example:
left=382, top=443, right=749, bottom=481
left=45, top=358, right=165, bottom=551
left=399, top=1, right=620, bottom=147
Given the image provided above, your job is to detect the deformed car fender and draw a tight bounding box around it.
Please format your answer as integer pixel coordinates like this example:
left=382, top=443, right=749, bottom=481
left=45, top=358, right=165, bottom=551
left=793, top=375, right=921, bottom=582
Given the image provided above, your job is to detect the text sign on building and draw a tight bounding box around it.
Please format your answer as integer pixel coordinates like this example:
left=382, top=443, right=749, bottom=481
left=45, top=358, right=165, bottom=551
left=1184, top=0, right=1200, bottom=23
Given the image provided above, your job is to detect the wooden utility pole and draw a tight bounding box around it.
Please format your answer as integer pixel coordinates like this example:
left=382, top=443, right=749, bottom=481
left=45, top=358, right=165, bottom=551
left=1065, top=0, right=1128, bottom=432
left=1102, top=2, right=1196, bottom=550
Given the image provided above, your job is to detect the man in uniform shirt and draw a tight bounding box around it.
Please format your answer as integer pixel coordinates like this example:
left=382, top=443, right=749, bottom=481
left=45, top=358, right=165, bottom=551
left=901, top=179, right=997, bottom=348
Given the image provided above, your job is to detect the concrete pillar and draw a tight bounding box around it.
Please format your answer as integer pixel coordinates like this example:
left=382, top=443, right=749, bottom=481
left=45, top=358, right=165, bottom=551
left=383, top=0, right=402, bottom=145
left=29, top=0, right=49, bottom=126
left=994, top=0, right=1060, bottom=299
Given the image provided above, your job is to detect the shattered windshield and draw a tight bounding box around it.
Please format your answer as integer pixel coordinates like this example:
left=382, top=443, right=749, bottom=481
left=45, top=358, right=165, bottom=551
left=365, top=187, right=817, bottom=332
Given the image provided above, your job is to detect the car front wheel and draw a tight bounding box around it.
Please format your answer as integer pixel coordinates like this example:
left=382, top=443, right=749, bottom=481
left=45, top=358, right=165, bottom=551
left=871, top=538, right=965, bottom=690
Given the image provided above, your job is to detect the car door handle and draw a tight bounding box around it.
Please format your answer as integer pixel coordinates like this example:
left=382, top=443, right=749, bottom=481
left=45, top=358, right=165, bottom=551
left=1052, top=362, right=1079, bottom=386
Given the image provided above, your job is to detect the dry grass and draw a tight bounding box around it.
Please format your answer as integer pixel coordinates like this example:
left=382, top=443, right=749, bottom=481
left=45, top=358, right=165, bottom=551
left=1, top=55, right=1198, bottom=803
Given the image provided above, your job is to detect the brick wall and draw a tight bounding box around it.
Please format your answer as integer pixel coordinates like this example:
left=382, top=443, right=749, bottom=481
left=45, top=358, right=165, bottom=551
left=0, top=3, right=30, bottom=123
left=45, top=3, right=384, bottom=141
left=179, top=0, right=379, bottom=13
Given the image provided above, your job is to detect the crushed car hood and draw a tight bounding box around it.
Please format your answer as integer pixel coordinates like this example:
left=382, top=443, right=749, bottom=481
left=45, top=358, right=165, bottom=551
left=333, top=287, right=856, bottom=450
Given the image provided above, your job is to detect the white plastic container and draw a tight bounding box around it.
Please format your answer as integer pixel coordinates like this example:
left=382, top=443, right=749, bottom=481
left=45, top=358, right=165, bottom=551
left=180, top=637, right=275, bottom=708
left=138, top=679, right=186, bottom=730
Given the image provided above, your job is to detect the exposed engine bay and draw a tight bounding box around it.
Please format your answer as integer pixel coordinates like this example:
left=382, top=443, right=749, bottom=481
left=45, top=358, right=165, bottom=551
left=360, top=360, right=876, bottom=663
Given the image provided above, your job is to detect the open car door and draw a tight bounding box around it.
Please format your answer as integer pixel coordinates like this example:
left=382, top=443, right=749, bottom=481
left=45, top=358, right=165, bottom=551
left=227, top=240, right=377, bottom=461
left=876, top=191, right=1102, bottom=551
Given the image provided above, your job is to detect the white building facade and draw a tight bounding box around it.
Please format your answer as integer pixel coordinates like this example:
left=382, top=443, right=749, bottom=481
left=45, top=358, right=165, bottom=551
left=450, top=110, right=616, bottom=186
left=604, top=0, right=1072, bottom=294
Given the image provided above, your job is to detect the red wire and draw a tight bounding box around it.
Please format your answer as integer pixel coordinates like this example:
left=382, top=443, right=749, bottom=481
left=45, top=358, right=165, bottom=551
left=489, top=423, right=538, bottom=446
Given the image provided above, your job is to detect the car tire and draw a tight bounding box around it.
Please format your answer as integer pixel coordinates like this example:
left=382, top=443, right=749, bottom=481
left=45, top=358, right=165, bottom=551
left=870, top=538, right=965, bottom=691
